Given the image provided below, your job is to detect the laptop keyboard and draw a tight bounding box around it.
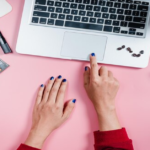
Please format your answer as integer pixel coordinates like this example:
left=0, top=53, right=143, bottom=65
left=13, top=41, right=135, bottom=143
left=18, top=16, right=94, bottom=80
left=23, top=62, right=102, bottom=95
left=31, top=0, right=150, bottom=37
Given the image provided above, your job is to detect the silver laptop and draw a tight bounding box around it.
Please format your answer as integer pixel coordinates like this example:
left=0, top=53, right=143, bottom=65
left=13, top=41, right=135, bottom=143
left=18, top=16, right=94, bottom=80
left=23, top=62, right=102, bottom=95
left=16, top=0, right=150, bottom=68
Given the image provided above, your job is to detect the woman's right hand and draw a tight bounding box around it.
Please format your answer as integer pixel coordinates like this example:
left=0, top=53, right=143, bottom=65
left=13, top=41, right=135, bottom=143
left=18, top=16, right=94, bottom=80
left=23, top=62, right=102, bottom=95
left=84, top=53, right=121, bottom=131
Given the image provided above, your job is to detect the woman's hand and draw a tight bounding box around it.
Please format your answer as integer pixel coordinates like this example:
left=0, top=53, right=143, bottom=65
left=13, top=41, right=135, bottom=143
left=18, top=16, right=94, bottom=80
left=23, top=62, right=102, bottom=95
left=84, top=53, right=121, bottom=131
left=25, top=76, right=76, bottom=149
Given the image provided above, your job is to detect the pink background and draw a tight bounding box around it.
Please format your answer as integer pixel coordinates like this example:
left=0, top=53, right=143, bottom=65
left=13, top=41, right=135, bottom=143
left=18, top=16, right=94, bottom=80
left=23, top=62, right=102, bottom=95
left=0, top=0, right=150, bottom=150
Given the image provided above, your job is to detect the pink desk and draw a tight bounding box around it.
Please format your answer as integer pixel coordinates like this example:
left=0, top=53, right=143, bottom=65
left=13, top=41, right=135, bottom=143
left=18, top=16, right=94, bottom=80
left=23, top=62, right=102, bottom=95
left=0, top=0, right=150, bottom=150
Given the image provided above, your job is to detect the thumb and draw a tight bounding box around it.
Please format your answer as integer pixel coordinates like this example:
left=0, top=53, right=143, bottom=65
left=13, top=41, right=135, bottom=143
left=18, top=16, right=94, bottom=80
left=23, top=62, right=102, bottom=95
left=63, top=99, right=76, bottom=120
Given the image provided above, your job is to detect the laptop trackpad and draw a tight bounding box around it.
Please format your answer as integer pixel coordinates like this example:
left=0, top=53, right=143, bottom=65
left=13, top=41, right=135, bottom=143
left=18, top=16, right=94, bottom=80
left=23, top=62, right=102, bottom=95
left=61, top=32, right=107, bottom=61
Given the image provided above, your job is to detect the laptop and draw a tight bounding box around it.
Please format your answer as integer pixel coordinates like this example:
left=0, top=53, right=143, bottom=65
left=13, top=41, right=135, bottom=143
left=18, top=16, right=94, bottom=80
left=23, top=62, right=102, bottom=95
left=16, top=0, right=150, bottom=68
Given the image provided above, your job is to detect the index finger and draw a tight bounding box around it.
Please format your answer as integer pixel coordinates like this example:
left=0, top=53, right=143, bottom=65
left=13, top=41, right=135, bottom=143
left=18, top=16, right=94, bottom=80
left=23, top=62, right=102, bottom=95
left=90, top=53, right=99, bottom=80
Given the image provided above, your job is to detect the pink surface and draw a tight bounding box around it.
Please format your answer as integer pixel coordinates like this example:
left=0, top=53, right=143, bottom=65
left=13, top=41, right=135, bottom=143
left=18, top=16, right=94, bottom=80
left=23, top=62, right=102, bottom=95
left=0, top=0, right=150, bottom=150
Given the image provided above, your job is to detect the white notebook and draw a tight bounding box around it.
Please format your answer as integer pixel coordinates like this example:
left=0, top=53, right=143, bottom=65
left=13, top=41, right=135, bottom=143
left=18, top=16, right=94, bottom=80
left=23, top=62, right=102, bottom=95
left=0, top=0, right=12, bottom=17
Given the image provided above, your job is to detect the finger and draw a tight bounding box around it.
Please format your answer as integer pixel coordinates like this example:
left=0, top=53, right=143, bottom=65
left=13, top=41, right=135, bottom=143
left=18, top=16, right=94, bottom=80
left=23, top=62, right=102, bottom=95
left=84, top=66, right=90, bottom=87
left=56, top=79, right=67, bottom=107
left=99, top=66, right=108, bottom=77
left=41, top=77, right=55, bottom=104
left=35, top=84, right=44, bottom=106
left=62, top=99, right=76, bottom=120
left=90, top=53, right=99, bottom=80
left=48, top=75, right=63, bottom=104
left=108, top=71, right=113, bottom=79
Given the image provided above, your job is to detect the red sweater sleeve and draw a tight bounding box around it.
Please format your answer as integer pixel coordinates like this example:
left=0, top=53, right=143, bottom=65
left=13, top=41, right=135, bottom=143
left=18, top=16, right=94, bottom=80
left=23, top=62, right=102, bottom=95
left=94, top=128, right=134, bottom=150
left=17, top=144, right=40, bottom=150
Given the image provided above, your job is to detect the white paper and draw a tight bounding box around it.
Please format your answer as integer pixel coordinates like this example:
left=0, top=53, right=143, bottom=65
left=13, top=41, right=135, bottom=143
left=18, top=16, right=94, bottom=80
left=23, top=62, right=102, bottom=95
left=0, top=0, right=12, bottom=17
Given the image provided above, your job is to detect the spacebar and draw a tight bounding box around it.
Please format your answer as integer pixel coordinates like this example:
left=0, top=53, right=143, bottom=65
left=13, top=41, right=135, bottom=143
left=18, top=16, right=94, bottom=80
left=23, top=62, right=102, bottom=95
left=65, top=21, right=103, bottom=31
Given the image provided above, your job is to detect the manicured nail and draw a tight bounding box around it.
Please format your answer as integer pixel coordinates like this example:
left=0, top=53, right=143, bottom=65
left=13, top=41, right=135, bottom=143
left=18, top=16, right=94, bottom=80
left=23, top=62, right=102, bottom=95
left=72, top=99, right=76, bottom=103
left=58, top=75, right=62, bottom=79
left=41, top=84, right=44, bottom=87
left=85, top=66, right=88, bottom=71
left=50, top=76, right=54, bottom=80
left=91, top=53, right=95, bottom=56
left=63, top=79, right=67, bottom=82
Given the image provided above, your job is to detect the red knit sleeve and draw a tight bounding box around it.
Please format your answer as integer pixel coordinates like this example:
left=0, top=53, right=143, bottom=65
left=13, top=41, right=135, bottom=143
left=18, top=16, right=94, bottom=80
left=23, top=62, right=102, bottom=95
left=94, top=128, right=134, bottom=150
left=17, top=144, right=41, bottom=150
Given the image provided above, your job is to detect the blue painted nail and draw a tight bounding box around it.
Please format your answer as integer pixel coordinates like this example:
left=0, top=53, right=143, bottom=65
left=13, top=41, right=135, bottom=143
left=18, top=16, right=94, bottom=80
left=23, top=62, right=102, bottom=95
left=41, top=84, right=44, bottom=87
left=50, top=77, right=54, bottom=80
left=72, top=99, right=76, bottom=103
left=85, top=66, right=88, bottom=71
left=63, top=79, right=67, bottom=82
left=58, top=75, right=62, bottom=79
left=91, top=53, right=95, bottom=56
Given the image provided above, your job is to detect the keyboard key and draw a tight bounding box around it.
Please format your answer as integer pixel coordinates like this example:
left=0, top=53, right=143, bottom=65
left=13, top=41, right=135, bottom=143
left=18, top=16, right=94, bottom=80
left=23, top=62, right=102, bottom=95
left=120, top=21, right=127, bottom=27
left=129, top=28, right=136, bottom=31
left=95, top=12, right=101, bottom=17
left=129, top=31, right=135, bottom=35
left=113, top=27, right=120, bottom=33
left=87, top=11, right=94, bottom=16
left=55, top=20, right=64, bottom=26
left=99, top=0, right=106, bottom=6
left=89, top=18, right=96, bottom=23
left=136, top=32, right=143, bottom=36
left=133, top=17, right=146, bottom=23
left=122, top=4, right=129, bottom=9
left=74, top=16, right=81, bottom=21
left=55, top=2, right=62, bottom=7
left=134, top=1, right=141, bottom=4
left=101, top=7, right=108, bottom=12
left=70, top=3, right=77, bottom=8
left=126, top=0, right=133, bottom=3
left=132, top=11, right=139, bottom=16
left=97, top=19, right=104, bottom=24
left=106, top=2, right=113, bottom=7
left=78, top=4, right=85, bottom=9
left=140, top=12, right=147, bottom=17
left=91, top=0, right=98, bottom=5
left=32, top=17, right=39, bottom=23
left=125, top=16, right=132, bottom=21
left=138, top=5, right=148, bottom=11
left=66, top=15, right=73, bottom=20
left=105, top=20, right=112, bottom=25
left=83, top=0, right=90, bottom=4
left=76, top=0, right=82, bottom=3
left=113, top=21, right=119, bottom=26
left=118, top=0, right=125, bottom=2
left=71, top=9, right=78, bottom=15
left=79, top=11, right=86, bottom=16
left=94, top=6, right=101, bottom=11
left=142, top=2, right=149, bottom=5
left=109, top=8, right=116, bottom=13
left=103, top=26, right=113, bottom=32
left=110, top=14, right=117, bottom=19
left=117, top=9, right=124, bottom=14
left=48, top=7, right=55, bottom=12
left=124, top=10, right=131, bottom=15
left=121, top=30, right=128, bottom=34
left=60, top=0, right=66, bottom=1
left=47, top=19, right=54, bottom=25
left=47, top=1, right=54, bottom=6
left=117, top=15, right=124, bottom=20
left=51, top=13, right=58, bottom=18
left=129, top=4, right=136, bottom=10
left=36, top=0, right=46, bottom=5
left=102, top=13, right=109, bottom=18
left=63, top=9, right=70, bottom=14
left=86, top=5, right=93, bottom=10
left=40, top=18, right=47, bottom=24
left=58, top=14, right=65, bottom=19
left=65, top=21, right=103, bottom=31
left=68, top=0, right=74, bottom=2
left=34, top=5, right=47, bottom=11
left=63, top=2, right=70, bottom=7
left=128, top=22, right=145, bottom=29
left=114, top=3, right=121, bottom=8
left=56, top=7, right=63, bottom=13
left=33, top=11, right=50, bottom=17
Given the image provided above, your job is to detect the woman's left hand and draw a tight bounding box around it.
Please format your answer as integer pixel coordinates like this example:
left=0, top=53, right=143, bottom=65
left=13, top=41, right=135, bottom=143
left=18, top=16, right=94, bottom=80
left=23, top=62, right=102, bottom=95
left=25, top=76, right=76, bottom=149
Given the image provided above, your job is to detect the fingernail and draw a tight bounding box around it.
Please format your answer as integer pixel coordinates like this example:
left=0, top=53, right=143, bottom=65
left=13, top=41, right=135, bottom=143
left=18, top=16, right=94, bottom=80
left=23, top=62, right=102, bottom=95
left=41, top=84, right=44, bottom=87
left=72, top=99, right=76, bottom=103
left=91, top=53, right=95, bottom=56
left=63, top=79, right=67, bottom=82
left=50, top=76, right=54, bottom=80
left=85, top=66, right=88, bottom=71
left=58, top=75, right=62, bottom=79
